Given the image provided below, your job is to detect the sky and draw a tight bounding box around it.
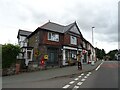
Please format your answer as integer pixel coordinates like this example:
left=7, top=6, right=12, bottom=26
left=0, top=0, right=119, bottom=53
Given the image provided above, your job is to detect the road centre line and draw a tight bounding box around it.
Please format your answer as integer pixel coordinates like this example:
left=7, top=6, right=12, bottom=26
left=73, top=85, right=79, bottom=89
left=95, top=65, right=100, bottom=71
left=81, top=73, right=84, bottom=76
left=77, top=82, right=83, bottom=86
left=88, top=72, right=92, bottom=74
left=68, top=62, right=104, bottom=89
left=63, top=72, right=92, bottom=89
left=69, top=81, right=75, bottom=84
left=86, top=74, right=90, bottom=76
left=62, top=84, right=70, bottom=88
left=78, top=75, right=82, bottom=78
left=84, top=76, right=88, bottom=79
left=81, top=78, right=86, bottom=82
left=74, top=78, right=79, bottom=81
left=95, top=61, right=104, bottom=71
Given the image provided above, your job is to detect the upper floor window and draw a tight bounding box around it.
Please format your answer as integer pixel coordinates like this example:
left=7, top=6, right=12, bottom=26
left=70, top=36, right=77, bottom=45
left=19, top=36, right=26, bottom=42
left=48, top=32, right=59, bottom=42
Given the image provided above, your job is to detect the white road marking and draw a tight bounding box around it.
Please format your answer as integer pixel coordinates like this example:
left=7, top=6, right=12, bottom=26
left=74, top=78, right=79, bottom=81
left=78, top=75, right=82, bottom=78
left=88, top=72, right=92, bottom=74
left=86, top=74, right=90, bottom=76
left=81, top=78, right=86, bottom=82
left=69, top=81, right=75, bottom=84
left=63, top=70, right=95, bottom=89
left=84, top=76, right=88, bottom=78
left=77, top=82, right=83, bottom=86
left=62, top=84, right=70, bottom=88
left=95, top=65, right=100, bottom=71
left=95, top=61, right=104, bottom=71
left=81, top=73, right=84, bottom=76
left=73, top=85, right=79, bottom=89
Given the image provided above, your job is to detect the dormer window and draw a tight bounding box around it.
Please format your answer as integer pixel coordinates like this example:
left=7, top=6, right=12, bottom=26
left=48, top=32, right=59, bottom=42
left=70, top=36, right=77, bottom=45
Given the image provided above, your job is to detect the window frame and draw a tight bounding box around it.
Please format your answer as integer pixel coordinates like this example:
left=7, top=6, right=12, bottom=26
left=70, top=35, right=77, bottom=45
left=48, top=32, right=59, bottom=42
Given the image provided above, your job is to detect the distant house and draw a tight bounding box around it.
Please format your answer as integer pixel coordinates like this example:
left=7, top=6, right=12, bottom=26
left=17, top=21, right=96, bottom=67
left=105, top=55, right=110, bottom=61
left=27, top=21, right=83, bottom=67
left=82, top=38, right=96, bottom=64
left=116, top=49, right=120, bottom=61
left=17, top=29, right=33, bottom=66
left=17, top=29, right=32, bottom=47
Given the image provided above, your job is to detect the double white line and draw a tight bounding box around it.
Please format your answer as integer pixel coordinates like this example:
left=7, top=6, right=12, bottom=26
left=62, top=85, right=70, bottom=88
left=63, top=62, right=104, bottom=89
left=62, top=73, right=84, bottom=89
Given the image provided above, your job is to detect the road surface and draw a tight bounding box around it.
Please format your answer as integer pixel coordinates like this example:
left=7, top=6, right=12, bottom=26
left=2, top=61, right=119, bottom=89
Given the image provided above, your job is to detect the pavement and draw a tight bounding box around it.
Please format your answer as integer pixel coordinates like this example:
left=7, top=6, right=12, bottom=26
left=3, top=60, right=102, bottom=84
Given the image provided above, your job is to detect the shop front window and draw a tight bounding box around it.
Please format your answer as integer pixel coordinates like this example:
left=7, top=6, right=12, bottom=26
left=71, top=50, right=77, bottom=60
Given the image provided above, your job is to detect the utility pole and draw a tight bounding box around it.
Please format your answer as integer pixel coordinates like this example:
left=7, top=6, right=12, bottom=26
left=92, top=27, right=95, bottom=46
left=91, top=27, right=95, bottom=65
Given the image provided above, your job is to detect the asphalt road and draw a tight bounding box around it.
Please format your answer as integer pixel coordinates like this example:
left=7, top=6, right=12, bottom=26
left=61, top=61, right=119, bottom=89
left=79, top=61, right=119, bottom=88
left=2, top=61, right=119, bottom=89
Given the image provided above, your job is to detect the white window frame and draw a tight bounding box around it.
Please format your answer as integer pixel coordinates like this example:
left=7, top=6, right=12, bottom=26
left=70, top=36, right=77, bottom=45
left=19, top=36, right=26, bottom=42
left=48, top=32, right=59, bottom=42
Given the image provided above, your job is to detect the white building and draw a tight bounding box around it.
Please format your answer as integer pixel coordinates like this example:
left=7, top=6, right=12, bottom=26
left=17, top=29, right=33, bottom=66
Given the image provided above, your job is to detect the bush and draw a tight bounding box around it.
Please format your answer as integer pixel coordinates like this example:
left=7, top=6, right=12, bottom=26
left=2, top=44, right=20, bottom=69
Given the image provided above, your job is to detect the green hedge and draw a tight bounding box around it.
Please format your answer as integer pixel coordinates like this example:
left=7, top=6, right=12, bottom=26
left=2, top=44, right=20, bottom=69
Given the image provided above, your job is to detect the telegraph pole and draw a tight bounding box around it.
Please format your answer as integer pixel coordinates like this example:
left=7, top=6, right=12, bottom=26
left=91, top=27, right=95, bottom=65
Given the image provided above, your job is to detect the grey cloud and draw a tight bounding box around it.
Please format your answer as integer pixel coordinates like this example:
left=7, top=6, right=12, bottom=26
left=29, top=0, right=118, bottom=44
left=95, top=32, right=118, bottom=43
left=0, top=0, right=31, bottom=27
left=0, top=0, right=118, bottom=50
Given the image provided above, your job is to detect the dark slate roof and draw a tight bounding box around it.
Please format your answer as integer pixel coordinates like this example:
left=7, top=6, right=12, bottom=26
left=40, top=22, right=65, bottom=33
left=40, top=21, right=75, bottom=33
left=28, top=21, right=82, bottom=39
left=17, top=29, right=32, bottom=38
left=63, top=22, right=75, bottom=32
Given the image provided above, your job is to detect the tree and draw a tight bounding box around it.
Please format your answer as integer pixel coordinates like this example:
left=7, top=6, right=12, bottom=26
left=101, top=49, right=106, bottom=58
left=95, top=48, right=106, bottom=59
left=106, top=49, right=118, bottom=60
left=95, top=48, right=101, bottom=59
left=2, top=44, right=20, bottom=69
